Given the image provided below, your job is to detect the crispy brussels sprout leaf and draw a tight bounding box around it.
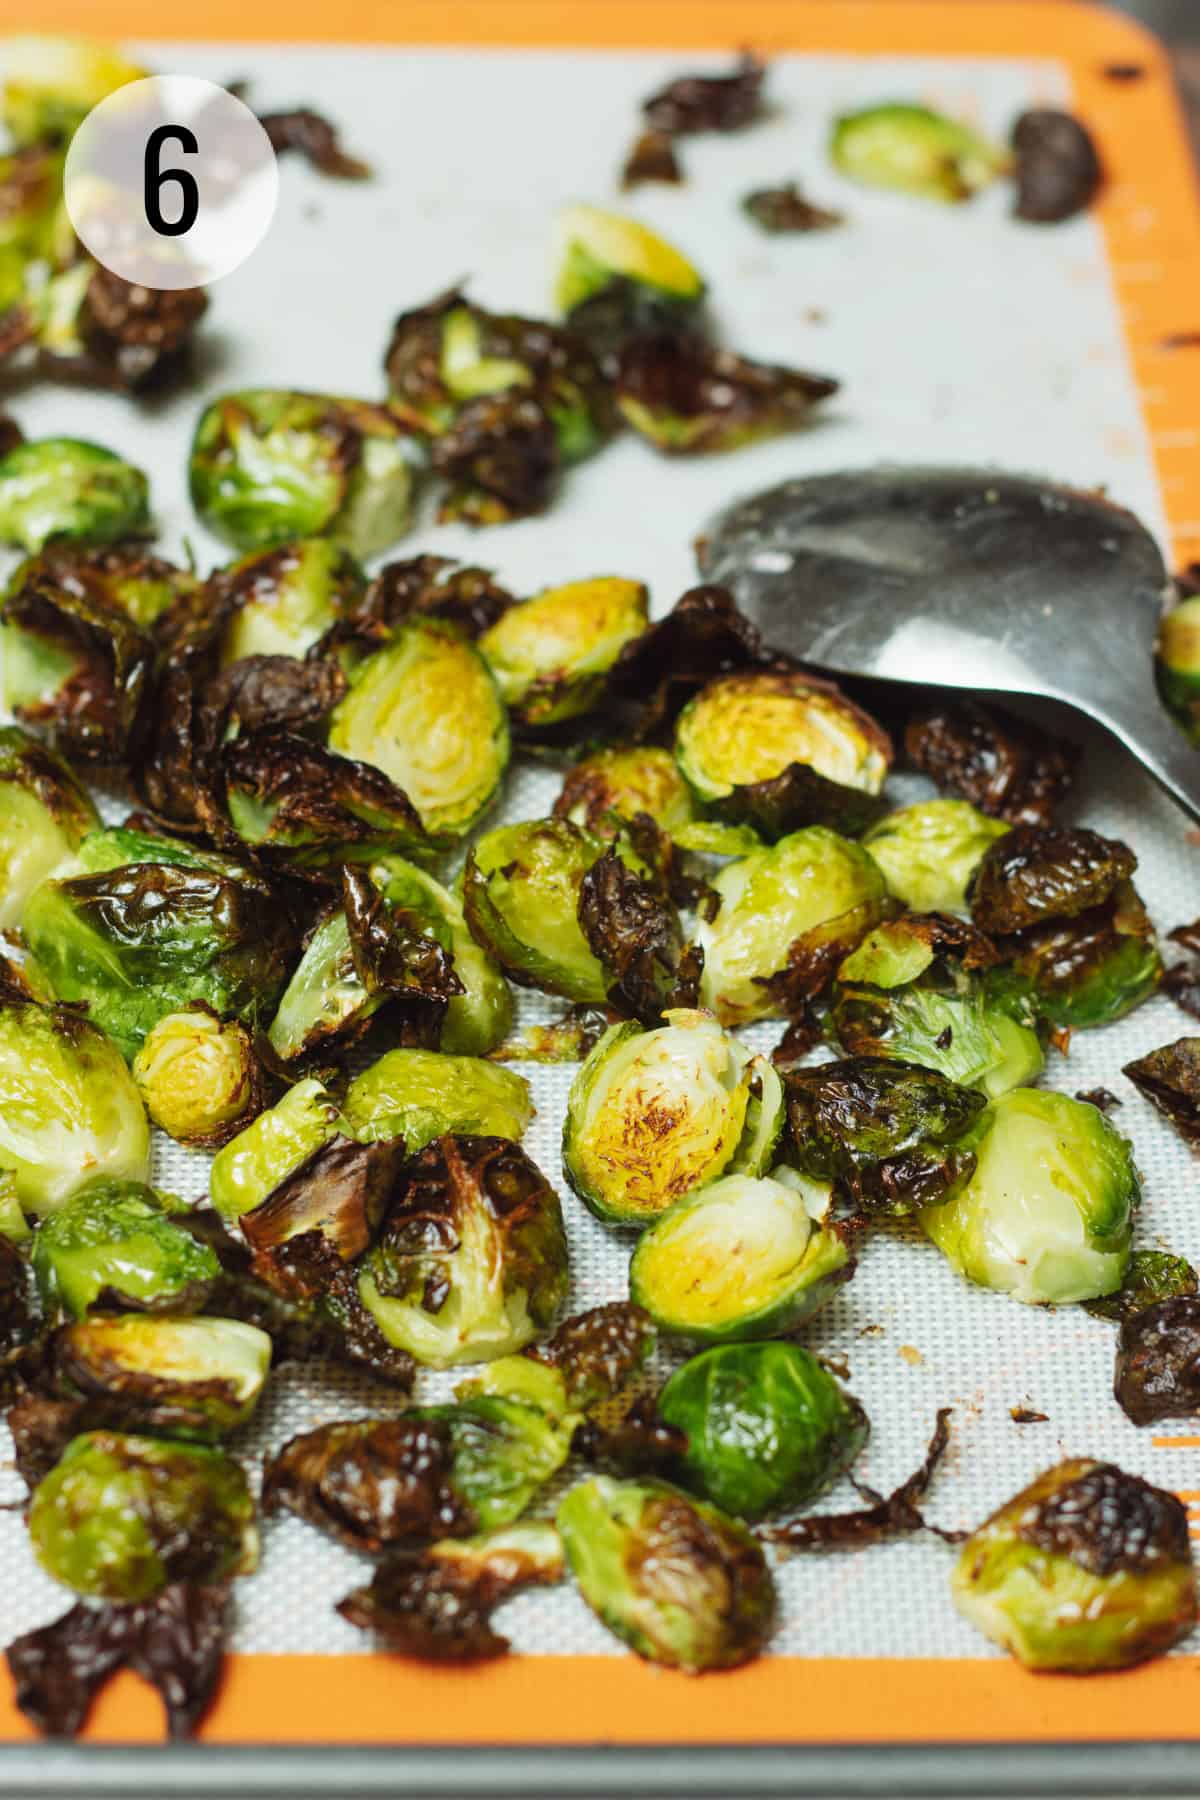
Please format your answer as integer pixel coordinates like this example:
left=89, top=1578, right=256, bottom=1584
left=904, top=702, right=1079, bottom=827
left=1084, top=1252, right=1198, bottom=1325
left=26, top=264, right=208, bottom=393
left=554, top=204, right=705, bottom=318
left=717, top=760, right=889, bottom=842
left=555, top=746, right=697, bottom=839
left=577, top=844, right=702, bottom=1024
left=263, top=1415, right=473, bottom=1553
left=486, top=1006, right=608, bottom=1065
left=33, top=1178, right=220, bottom=1321
left=132, top=1005, right=265, bottom=1149
left=643, top=54, right=766, bottom=134
left=1012, top=109, right=1102, bottom=224
left=863, top=799, right=1009, bottom=915
left=54, top=1314, right=273, bottom=1441
left=0, top=725, right=97, bottom=928
left=259, top=106, right=369, bottom=179
left=0, top=437, right=149, bottom=554
left=344, top=1049, right=532, bottom=1151
left=742, top=183, right=843, bottom=233
left=676, top=669, right=891, bottom=807
left=527, top=1300, right=656, bottom=1411
left=353, top=553, right=514, bottom=641
left=1124, top=1038, right=1200, bottom=1146
left=480, top=577, right=648, bottom=729
left=830, top=103, right=1006, bottom=201
left=240, top=1136, right=406, bottom=1301
left=970, top=826, right=1137, bottom=935
left=607, top=583, right=765, bottom=740
left=209, top=1077, right=344, bottom=1221
left=615, top=336, right=838, bottom=454
left=1113, top=1297, right=1200, bottom=1426
left=986, top=882, right=1161, bottom=1031
left=621, top=130, right=683, bottom=190
left=431, top=391, right=559, bottom=525
left=371, top=853, right=513, bottom=1057
left=763, top=1408, right=959, bottom=1551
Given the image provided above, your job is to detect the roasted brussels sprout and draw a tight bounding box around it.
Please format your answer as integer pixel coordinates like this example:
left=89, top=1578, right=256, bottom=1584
left=2, top=257, right=209, bottom=394
left=9, top=539, right=200, bottom=633
left=708, top=760, right=888, bottom=845
left=554, top=745, right=698, bottom=839
left=762, top=1408, right=958, bottom=1553
left=208, top=1077, right=344, bottom=1221
left=614, top=336, right=838, bottom=455
left=557, top=1475, right=775, bottom=1670
left=786, top=1054, right=985, bottom=1217
left=576, top=841, right=702, bottom=1026
left=630, top=1170, right=850, bottom=1342
left=1112, top=1295, right=1200, bottom=1425
left=222, top=735, right=431, bottom=870
left=24, top=827, right=294, bottom=1059
left=217, top=537, right=365, bottom=666
left=657, top=1341, right=867, bottom=1520
left=0, top=726, right=97, bottom=928
left=0, top=997, right=149, bottom=1212
left=234, top=1135, right=405, bottom=1303
left=696, top=827, right=893, bottom=1025
left=343, top=1049, right=532, bottom=1150
left=553, top=203, right=706, bottom=332
left=920, top=1088, right=1137, bottom=1305
left=1124, top=1037, right=1200, bottom=1144
left=606, top=581, right=765, bottom=739
left=563, top=1007, right=784, bottom=1226
left=1156, top=595, right=1200, bottom=745
left=479, top=577, right=648, bottom=729
left=132, top=1006, right=264, bottom=1149
left=862, top=799, right=1009, bottom=914
left=2, top=34, right=146, bottom=145
left=969, top=826, right=1136, bottom=936
left=523, top=1298, right=656, bottom=1410
left=33, top=1178, right=220, bottom=1320
left=742, top=183, right=843, bottom=234
left=904, top=702, right=1078, bottom=828
left=0, top=438, right=149, bottom=554
left=55, top=1314, right=273, bottom=1440
left=1084, top=1249, right=1198, bottom=1326
left=985, top=882, right=1161, bottom=1030
left=1011, top=109, right=1102, bottom=224
left=328, top=618, right=508, bottom=842
left=189, top=390, right=419, bottom=557
left=952, top=1459, right=1196, bottom=1670
left=356, top=1135, right=569, bottom=1366
left=29, top=1431, right=257, bottom=1602
left=372, top=854, right=513, bottom=1055
left=675, top=669, right=890, bottom=805
left=830, top=103, right=1006, bottom=201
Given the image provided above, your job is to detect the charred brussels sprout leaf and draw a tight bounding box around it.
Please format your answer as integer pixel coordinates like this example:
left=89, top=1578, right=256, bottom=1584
left=29, top=1431, right=257, bottom=1602
left=621, top=130, right=683, bottom=191
left=952, top=1459, right=1197, bottom=1670
left=1, top=35, right=146, bottom=146
left=485, top=1006, right=608, bottom=1066
left=189, top=390, right=418, bottom=558
left=676, top=669, right=891, bottom=806
left=1113, top=1296, right=1200, bottom=1425
left=55, top=1314, right=273, bottom=1440
left=353, top=552, right=514, bottom=641
left=607, top=582, right=765, bottom=740
left=479, top=576, right=648, bottom=729
left=631, top=1171, right=850, bottom=1343
left=577, top=844, right=701, bottom=1025
left=863, top=799, right=1009, bottom=914
left=1084, top=1252, right=1198, bottom=1326
left=614, top=336, right=838, bottom=455
left=563, top=1007, right=783, bottom=1226
left=14, top=261, right=208, bottom=393
left=761, top=1407, right=959, bottom=1552
left=344, top=1049, right=532, bottom=1151
left=697, top=827, right=893, bottom=1025
left=830, top=103, right=1006, bottom=201
left=262, top=1415, right=471, bottom=1553
left=216, top=536, right=365, bottom=665
left=372, top=854, right=513, bottom=1056
left=429, top=391, right=560, bottom=526
left=33, top=1178, right=220, bottom=1320
left=920, top=1088, right=1137, bottom=1305
left=10, top=539, right=199, bottom=633
left=969, top=826, right=1137, bottom=936
left=642, top=54, right=766, bottom=135
left=225, top=736, right=431, bottom=870
left=0, top=437, right=149, bottom=554
left=132, top=1006, right=264, bottom=1149
left=1123, top=1037, right=1200, bottom=1145
left=357, top=1135, right=569, bottom=1367
left=208, top=1077, right=344, bottom=1221
left=904, top=702, right=1079, bottom=827
left=1011, top=109, right=1102, bottom=224
left=0, top=725, right=97, bottom=927
left=715, top=760, right=889, bottom=843
left=0, top=998, right=149, bottom=1212
left=526, top=1300, right=656, bottom=1410
left=986, top=881, right=1161, bottom=1030
left=557, top=1475, right=775, bottom=1670
left=554, top=745, right=698, bottom=839
left=239, top=1136, right=405, bottom=1302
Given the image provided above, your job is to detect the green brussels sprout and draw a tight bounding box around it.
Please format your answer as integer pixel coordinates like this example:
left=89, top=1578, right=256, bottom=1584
left=830, top=103, right=1007, bottom=201
left=1156, top=595, right=1200, bottom=745
left=131, top=1005, right=264, bottom=1149
left=553, top=203, right=706, bottom=319
left=357, top=1135, right=569, bottom=1367
left=952, top=1459, right=1197, bottom=1671
left=862, top=799, right=1010, bottom=914
left=554, top=745, right=698, bottom=840
left=675, top=670, right=891, bottom=805
left=1, top=35, right=147, bottom=146
left=23, top=826, right=294, bottom=1059
left=189, top=389, right=419, bottom=558
left=0, top=998, right=149, bottom=1213
left=56, top=1314, right=273, bottom=1440
left=920, top=1088, right=1137, bottom=1305
left=985, top=882, right=1162, bottom=1031
left=696, top=826, right=893, bottom=1025
left=208, top=1077, right=343, bottom=1221
left=0, top=438, right=149, bottom=554
left=563, top=1007, right=784, bottom=1226
left=217, top=537, right=366, bottom=666
left=0, top=725, right=97, bottom=929
left=557, top=1475, right=775, bottom=1670
left=9, top=540, right=200, bottom=634
left=969, top=825, right=1135, bottom=936
left=1083, top=1248, right=1198, bottom=1324
left=328, top=618, right=509, bottom=841
left=32, top=1178, right=220, bottom=1320
left=462, top=817, right=646, bottom=1003
left=832, top=916, right=1044, bottom=1098
left=630, top=1169, right=849, bottom=1342
left=657, top=1341, right=868, bottom=1520
left=344, top=1049, right=533, bottom=1150
left=28, top=1430, right=257, bottom=1602
left=479, top=576, right=648, bottom=730
left=372, top=855, right=513, bottom=1055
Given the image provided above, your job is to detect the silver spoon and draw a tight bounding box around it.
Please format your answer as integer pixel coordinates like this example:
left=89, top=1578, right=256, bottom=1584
left=698, top=464, right=1200, bottom=822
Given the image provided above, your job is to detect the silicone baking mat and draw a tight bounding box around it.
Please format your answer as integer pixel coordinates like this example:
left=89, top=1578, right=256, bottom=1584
left=4, top=0, right=1200, bottom=1770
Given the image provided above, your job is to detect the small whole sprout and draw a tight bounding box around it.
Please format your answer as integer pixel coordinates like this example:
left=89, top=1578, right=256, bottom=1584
left=55, top=1314, right=273, bottom=1440
left=554, top=745, right=698, bottom=840
left=32, top=1177, right=220, bottom=1320
left=217, top=537, right=366, bottom=666
left=0, top=725, right=97, bottom=928
left=328, top=618, right=509, bottom=842
left=343, top=1049, right=533, bottom=1151
left=553, top=203, right=706, bottom=340
left=630, top=1169, right=850, bottom=1342
left=189, top=389, right=420, bottom=558
left=557, top=1474, right=775, bottom=1671
left=28, top=1431, right=257, bottom=1602
left=2, top=35, right=147, bottom=145
left=131, top=1005, right=264, bottom=1149
left=1156, top=594, right=1200, bottom=745
left=675, top=669, right=891, bottom=805
left=657, top=1341, right=868, bottom=1521
left=920, top=1088, right=1137, bottom=1305
left=696, top=826, right=893, bottom=1025
left=0, top=997, right=149, bottom=1213
left=830, top=102, right=1008, bottom=201
left=479, top=576, right=649, bottom=729
left=208, top=1076, right=344, bottom=1221
left=863, top=799, right=1010, bottom=914
left=357, top=1135, right=569, bottom=1367
left=222, top=736, right=432, bottom=871
left=0, top=438, right=150, bottom=554
left=563, top=1007, right=784, bottom=1226
left=952, top=1459, right=1197, bottom=1671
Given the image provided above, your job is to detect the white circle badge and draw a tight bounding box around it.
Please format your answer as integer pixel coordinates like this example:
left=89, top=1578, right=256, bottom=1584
left=64, top=76, right=279, bottom=290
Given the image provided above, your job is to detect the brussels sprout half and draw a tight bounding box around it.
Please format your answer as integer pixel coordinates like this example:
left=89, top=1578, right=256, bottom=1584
left=29, top=1430, right=257, bottom=1602
left=33, top=1178, right=220, bottom=1320
left=328, top=618, right=509, bottom=842
left=675, top=669, right=891, bottom=805
left=863, top=799, right=1010, bottom=914
left=630, top=1169, right=849, bottom=1342
left=217, top=537, right=366, bottom=666
left=657, top=1341, right=868, bottom=1521
left=0, top=725, right=97, bottom=929
left=208, top=1077, right=344, bottom=1221
left=563, top=1007, right=784, bottom=1227
left=1, top=35, right=147, bottom=145
left=952, top=1459, right=1197, bottom=1671
left=985, top=882, right=1162, bottom=1032
left=56, top=1314, right=273, bottom=1440
left=553, top=203, right=706, bottom=317
left=697, top=826, right=893, bottom=1025
left=0, top=999, right=149, bottom=1214
left=920, top=1088, right=1137, bottom=1305
left=344, top=1049, right=533, bottom=1151
left=479, top=576, right=648, bottom=729
left=132, top=1005, right=264, bottom=1149
left=830, top=103, right=1008, bottom=201
left=0, top=438, right=149, bottom=554
left=554, top=745, right=698, bottom=840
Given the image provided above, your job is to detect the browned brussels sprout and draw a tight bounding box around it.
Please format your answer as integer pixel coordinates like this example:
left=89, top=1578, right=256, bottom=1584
left=830, top=103, right=1006, bottom=202
left=1113, top=1297, right=1200, bottom=1425
left=0, top=724, right=97, bottom=928
left=0, top=438, right=149, bottom=555
left=614, top=336, right=838, bottom=455
left=553, top=206, right=706, bottom=357
left=263, top=1415, right=476, bottom=1553
left=351, top=552, right=514, bottom=641
left=577, top=843, right=702, bottom=1024
left=1011, top=109, right=1102, bottom=224
left=53, top=1314, right=273, bottom=1441
left=3, top=260, right=209, bottom=393
left=258, top=104, right=369, bottom=178
left=716, top=759, right=890, bottom=841
left=606, top=583, right=765, bottom=739
left=527, top=1299, right=656, bottom=1410
left=32, top=1178, right=220, bottom=1320
left=479, top=576, right=648, bottom=730
left=132, top=1005, right=266, bottom=1149
left=214, top=536, right=365, bottom=666
left=969, top=825, right=1137, bottom=936
left=985, top=881, right=1161, bottom=1030
left=222, top=733, right=431, bottom=868
left=1084, top=1250, right=1197, bottom=1325
left=904, top=702, right=1079, bottom=827
left=238, top=1135, right=406, bottom=1302
left=554, top=745, right=698, bottom=839
left=430, top=391, right=560, bottom=526
left=1123, top=1037, right=1200, bottom=1145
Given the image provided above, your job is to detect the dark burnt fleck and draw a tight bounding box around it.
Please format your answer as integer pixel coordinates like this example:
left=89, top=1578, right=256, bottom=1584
left=904, top=701, right=1079, bottom=826
left=1010, top=1407, right=1049, bottom=1424
left=1076, top=1086, right=1121, bottom=1112
left=1103, top=63, right=1145, bottom=81
left=259, top=108, right=370, bottom=178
